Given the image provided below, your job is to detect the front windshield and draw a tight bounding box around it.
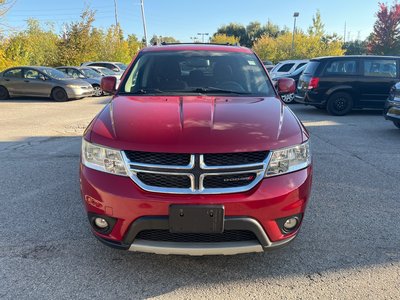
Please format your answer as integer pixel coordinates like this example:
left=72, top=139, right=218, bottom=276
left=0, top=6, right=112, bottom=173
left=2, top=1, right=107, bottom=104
left=41, top=68, right=70, bottom=79
left=115, top=63, right=127, bottom=70
left=81, top=68, right=101, bottom=78
left=122, top=51, right=274, bottom=96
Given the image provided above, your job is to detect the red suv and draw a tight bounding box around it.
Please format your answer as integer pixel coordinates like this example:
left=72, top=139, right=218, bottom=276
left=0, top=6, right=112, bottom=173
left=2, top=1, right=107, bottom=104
left=80, top=44, right=312, bottom=255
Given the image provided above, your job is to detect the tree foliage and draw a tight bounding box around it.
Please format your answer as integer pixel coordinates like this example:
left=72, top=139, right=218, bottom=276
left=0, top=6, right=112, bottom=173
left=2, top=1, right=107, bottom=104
left=308, top=10, right=325, bottom=37
left=344, top=40, right=368, bottom=55
left=0, top=8, right=145, bottom=69
left=210, top=34, right=239, bottom=44
left=253, top=11, right=343, bottom=62
left=368, top=2, right=400, bottom=55
left=253, top=32, right=344, bottom=63
left=214, top=21, right=289, bottom=47
left=149, top=35, right=179, bottom=45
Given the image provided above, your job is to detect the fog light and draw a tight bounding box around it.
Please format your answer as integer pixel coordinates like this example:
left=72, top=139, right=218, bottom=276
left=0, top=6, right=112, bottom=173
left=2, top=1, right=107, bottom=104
left=283, top=217, right=299, bottom=231
left=94, top=217, right=109, bottom=229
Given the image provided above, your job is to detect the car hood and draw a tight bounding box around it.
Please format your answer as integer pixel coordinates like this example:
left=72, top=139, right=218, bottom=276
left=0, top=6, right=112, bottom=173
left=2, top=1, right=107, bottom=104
left=88, top=95, right=306, bottom=153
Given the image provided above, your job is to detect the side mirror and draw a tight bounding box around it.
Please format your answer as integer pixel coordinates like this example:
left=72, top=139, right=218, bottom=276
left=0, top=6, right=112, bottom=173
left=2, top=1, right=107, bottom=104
left=39, top=74, right=47, bottom=81
left=112, top=67, right=119, bottom=72
left=277, top=78, right=296, bottom=95
left=101, top=76, right=117, bottom=94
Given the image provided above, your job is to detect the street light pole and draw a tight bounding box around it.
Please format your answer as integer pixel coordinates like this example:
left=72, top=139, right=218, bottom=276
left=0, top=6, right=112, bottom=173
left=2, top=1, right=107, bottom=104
left=291, top=12, right=299, bottom=55
left=140, top=0, right=148, bottom=46
left=197, top=32, right=209, bottom=43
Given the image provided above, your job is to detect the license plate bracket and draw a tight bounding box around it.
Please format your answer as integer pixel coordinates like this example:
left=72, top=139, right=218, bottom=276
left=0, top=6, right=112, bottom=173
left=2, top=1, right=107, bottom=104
left=169, top=205, right=224, bottom=233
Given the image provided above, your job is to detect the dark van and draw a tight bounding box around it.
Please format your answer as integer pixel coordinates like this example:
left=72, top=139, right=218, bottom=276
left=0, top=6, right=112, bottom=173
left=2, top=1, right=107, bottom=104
left=295, top=56, right=399, bottom=115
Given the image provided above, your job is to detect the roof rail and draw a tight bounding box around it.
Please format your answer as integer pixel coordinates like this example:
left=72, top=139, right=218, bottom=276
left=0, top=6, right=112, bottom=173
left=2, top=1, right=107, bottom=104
left=152, top=42, right=241, bottom=47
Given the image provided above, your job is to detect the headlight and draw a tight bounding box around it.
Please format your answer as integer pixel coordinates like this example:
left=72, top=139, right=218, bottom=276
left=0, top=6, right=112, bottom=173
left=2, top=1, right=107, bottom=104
left=67, top=84, right=82, bottom=89
left=265, top=140, right=311, bottom=177
left=81, top=139, right=128, bottom=176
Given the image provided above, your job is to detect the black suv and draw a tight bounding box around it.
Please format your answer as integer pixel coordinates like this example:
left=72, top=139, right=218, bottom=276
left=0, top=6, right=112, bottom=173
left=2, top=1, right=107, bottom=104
left=295, top=56, right=399, bottom=115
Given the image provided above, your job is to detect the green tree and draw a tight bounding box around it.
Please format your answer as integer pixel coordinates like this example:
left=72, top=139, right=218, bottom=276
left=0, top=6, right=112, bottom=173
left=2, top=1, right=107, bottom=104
left=56, top=8, right=97, bottom=65
left=344, top=40, right=368, bottom=55
left=210, top=34, right=239, bottom=44
left=253, top=32, right=344, bottom=63
left=308, top=10, right=325, bottom=37
left=149, top=35, right=179, bottom=45
left=215, top=23, right=248, bottom=46
left=2, top=19, right=58, bottom=66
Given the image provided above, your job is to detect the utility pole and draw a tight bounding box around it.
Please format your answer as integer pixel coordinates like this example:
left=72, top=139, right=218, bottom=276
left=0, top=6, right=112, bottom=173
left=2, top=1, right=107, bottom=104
left=140, top=0, right=148, bottom=46
left=197, top=33, right=209, bottom=43
left=291, top=12, right=299, bottom=55
left=113, top=0, right=119, bottom=28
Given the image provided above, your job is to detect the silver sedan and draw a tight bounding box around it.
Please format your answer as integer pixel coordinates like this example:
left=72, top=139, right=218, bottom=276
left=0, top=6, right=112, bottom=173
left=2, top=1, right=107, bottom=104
left=0, top=66, right=94, bottom=101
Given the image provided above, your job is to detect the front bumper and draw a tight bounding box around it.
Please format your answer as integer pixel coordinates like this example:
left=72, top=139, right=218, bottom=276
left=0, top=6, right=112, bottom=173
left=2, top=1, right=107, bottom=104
left=65, top=86, right=94, bottom=99
left=384, top=100, right=400, bottom=122
left=80, top=165, right=312, bottom=255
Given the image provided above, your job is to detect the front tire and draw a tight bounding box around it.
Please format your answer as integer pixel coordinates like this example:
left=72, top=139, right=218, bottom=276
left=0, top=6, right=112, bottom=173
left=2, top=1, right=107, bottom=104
left=393, top=120, right=400, bottom=129
left=92, top=84, right=103, bottom=97
left=0, top=86, right=9, bottom=100
left=51, top=87, right=68, bottom=102
left=327, top=92, right=353, bottom=116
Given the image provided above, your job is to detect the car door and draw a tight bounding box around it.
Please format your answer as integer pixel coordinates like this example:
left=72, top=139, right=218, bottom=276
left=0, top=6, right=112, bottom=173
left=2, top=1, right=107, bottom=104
left=2, top=68, right=24, bottom=96
left=21, top=68, right=52, bottom=97
left=359, top=58, right=398, bottom=108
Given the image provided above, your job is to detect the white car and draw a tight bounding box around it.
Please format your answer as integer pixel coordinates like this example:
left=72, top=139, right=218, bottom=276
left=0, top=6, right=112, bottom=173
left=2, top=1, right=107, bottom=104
left=81, top=61, right=127, bottom=77
left=89, top=66, right=121, bottom=89
left=270, top=60, right=308, bottom=78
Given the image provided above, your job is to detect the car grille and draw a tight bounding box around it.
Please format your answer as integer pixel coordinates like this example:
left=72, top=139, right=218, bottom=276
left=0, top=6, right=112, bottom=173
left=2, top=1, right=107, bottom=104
left=137, top=173, right=191, bottom=188
left=203, top=151, right=268, bottom=166
left=123, top=152, right=270, bottom=194
left=136, top=230, right=258, bottom=243
left=125, top=151, right=191, bottom=166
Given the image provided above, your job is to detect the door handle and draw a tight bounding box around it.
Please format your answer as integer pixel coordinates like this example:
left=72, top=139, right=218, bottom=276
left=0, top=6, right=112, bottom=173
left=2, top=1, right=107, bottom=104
left=24, top=80, right=30, bottom=83
left=4, top=78, right=10, bottom=81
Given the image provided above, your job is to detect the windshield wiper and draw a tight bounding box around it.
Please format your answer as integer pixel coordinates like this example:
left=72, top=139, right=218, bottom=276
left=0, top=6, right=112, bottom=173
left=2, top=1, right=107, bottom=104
left=190, top=87, right=251, bottom=95
left=131, top=88, right=164, bottom=94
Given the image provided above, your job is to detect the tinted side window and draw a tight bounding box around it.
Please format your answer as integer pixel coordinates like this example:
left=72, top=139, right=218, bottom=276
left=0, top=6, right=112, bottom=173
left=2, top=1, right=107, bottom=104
left=295, top=63, right=307, bottom=70
left=4, top=69, right=23, bottom=78
left=277, top=63, right=295, bottom=72
left=303, top=61, right=319, bottom=75
left=364, top=59, right=397, bottom=78
left=325, top=60, right=357, bottom=75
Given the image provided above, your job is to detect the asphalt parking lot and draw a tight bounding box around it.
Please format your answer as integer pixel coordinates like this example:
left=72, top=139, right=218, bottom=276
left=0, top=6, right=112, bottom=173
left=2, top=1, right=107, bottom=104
left=0, top=97, right=399, bottom=299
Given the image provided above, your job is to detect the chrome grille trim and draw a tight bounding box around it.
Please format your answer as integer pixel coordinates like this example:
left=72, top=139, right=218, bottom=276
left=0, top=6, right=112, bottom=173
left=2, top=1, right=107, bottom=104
left=122, top=152, right=271, bottom=194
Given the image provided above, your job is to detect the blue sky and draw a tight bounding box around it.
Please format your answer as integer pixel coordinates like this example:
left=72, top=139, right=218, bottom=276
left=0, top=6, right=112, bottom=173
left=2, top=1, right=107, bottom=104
left=4, top=0, right=379, bottom=42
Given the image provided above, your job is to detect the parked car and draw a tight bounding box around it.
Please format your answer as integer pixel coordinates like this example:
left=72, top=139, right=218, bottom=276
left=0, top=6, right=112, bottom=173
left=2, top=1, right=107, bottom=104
left=263, top=60, right=275, bottom=72
left=56, top=66, right=103, bottom=97
left=295, top=55, right=400, bottom=115
left=0, top=66, right=93, bottom=101
left=384, top=82, right=400, bottom=129
left=89, top=66, right=121, bottom=78
left=272, top=64, right=307, bottom=104
left=80, top=43, right=312, bottom=255
left=81, top=61, right=127, bottom=77
left=270, top=60, right=309, bottom=78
